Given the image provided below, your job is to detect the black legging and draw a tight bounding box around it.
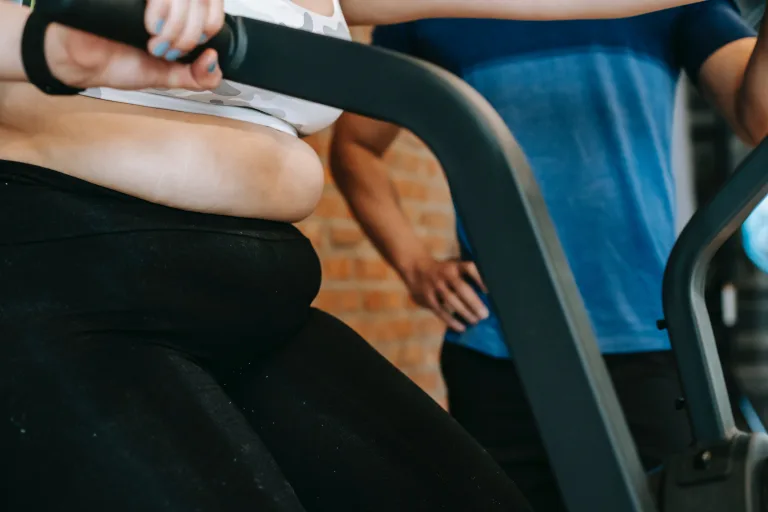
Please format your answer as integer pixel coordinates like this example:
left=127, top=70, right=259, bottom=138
left=0, top=160, right=531, bottom=512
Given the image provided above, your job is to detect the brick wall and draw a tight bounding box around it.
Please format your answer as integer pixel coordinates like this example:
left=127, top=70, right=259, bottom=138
left=296, top=28, right=457, bottom=407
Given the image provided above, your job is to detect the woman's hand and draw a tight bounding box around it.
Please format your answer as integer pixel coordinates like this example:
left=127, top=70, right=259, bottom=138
left=44, top=0, right=224, bottom=91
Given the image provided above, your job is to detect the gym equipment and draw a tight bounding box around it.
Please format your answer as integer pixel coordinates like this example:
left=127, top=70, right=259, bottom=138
left=35, top=0, right=768, bottom=510
left=735, top=0, right=765, bottom=30
left=710, top=0, right=768, bottom=439
left=658, top=140, right=768, bottom=512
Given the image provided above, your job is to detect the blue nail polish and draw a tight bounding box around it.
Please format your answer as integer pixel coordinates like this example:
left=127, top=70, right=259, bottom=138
left=208, top=62, right=217, bottom=73
left=199, top=34, right=208, bottom=44
left=152, top=41, right=170, bottom=57
left=154, top=19, right=165, bottom=34
left=165, top=49, right=181, bottom=62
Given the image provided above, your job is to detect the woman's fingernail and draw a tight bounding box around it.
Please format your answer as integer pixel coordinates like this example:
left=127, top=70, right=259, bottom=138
left=152, top=41, right=170, bottom=57
left=165, top=49, right=182, bottom=62
left=154, top=19, right=165, bottom=34
left=199, top=34, right=208, bottom=44
left=207, top=60, right=217, bottom=73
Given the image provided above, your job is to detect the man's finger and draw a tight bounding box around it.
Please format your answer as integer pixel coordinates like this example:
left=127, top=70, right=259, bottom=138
left=426, top=294, right=466, bottom=332
left=450, top=278, right=490, bottom=320
left=437, top=285, right=479, bottom=325
left=461, top=261, right=487, bottom=293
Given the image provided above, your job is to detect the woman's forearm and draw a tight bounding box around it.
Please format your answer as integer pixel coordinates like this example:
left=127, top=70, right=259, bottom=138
left=343, top=0, right=704, bottom=26
left=0, top=3, right=31, bottom=83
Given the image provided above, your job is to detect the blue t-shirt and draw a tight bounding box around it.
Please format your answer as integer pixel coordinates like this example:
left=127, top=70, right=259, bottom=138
left=372, top=2, right=754, bottom=359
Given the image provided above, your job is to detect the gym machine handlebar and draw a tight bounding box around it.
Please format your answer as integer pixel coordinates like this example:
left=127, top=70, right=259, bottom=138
left=32, top=0, right=768, bottom=510
left=29, top=0, right=240, bottom=68
left=659, top=141, right=768, bottom=512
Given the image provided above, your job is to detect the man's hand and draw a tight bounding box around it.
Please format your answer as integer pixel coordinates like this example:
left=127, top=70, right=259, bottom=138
left=330, top=115, right=490, bottom=332
left=404, top=258, right=490, bottom=332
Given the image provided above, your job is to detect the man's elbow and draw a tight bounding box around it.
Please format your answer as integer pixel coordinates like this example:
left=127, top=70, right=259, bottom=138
left=328, top=135, right=357, bottom=185
left=330, top=134, right=377, bottom=201
left=736, top=96, right=768, bottom=147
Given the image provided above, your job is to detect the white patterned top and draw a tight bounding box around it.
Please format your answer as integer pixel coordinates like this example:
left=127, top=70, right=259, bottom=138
left=80, top=0, right=351, bottom=136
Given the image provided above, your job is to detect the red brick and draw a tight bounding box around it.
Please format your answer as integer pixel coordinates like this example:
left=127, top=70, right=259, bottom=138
left=343, top=316, right=364, bottom=332
left=313, top=193, right=351, bottom=219
left=344, top=317, right=375, bottom=341
left=402, top=203, right=421, bottom=223
left=424, top=159, right=443, bottom=178
left=424, top=235, right=454, bottom=256
left=297, top=221, right=325, bottom=250
left=384, top=150, right=423, bottom=174
left=397, top=131, right=428, bottom=152
left=373, top=343, right=401, bottom=365
left=345, top=317, right=413, bottom=343
left=355, top=259, right=393, bottom=280
left=363, top=290, right=403, bottom=312
left=419, top=211, right=454, bottom=230
left=304, top=130, right=330, bottom=155
left=322, top=257, right=354, bottom=280
left=350, top=26, right=372, bottom=44
left=398, top=342, right=430, bottom=367
left=385, top=318, right=416, bottom=342
left=416, top=316, right=446, bottom=338
left=323, top=165, right=334, bottom=185
left=426, top=184, right=452, bottom=202
left=423, top=343, right=442, bottom=368
left=313, top=289, right=361, bottom=313
left=399, top=342, right=441, bottom=369
left=409, top=371, right=442, bottom=396
left=329, top=225, right=364, bottom=247
left=393, top=178, right=429, bottom=200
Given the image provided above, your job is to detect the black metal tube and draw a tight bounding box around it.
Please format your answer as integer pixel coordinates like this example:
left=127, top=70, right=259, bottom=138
left=34, top=0, right=237, bottom=69
left=663, top=139, right=768, bottom=444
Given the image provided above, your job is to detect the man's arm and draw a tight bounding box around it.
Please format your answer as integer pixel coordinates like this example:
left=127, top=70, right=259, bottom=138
left=330, top=114, right=425, bottom=284
left=330, top=113, right=489, bottom=331
left=732, top=21, right=768, bottom=145
left=341, top=0, right=703, bottom=26
left=684, top=2, right=765, bottom=145
left=700, top=38, right=767, bottom=145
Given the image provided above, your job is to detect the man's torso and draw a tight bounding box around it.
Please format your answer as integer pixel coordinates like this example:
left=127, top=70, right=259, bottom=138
left=382, top=12, right=687, bottom=357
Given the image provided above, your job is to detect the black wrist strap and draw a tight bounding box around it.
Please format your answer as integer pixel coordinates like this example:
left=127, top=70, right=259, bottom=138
left=22, top=11, right=85, bottom=96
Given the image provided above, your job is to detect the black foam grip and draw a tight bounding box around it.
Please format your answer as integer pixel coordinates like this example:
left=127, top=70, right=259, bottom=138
left=33, top=0, right=237, bottom=69
left=21, top=10, right=85, bottom=95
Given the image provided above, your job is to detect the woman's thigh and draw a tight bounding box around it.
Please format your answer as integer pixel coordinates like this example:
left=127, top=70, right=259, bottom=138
left=0, top=328, right=305, bottom=512
left=220, top=308, right=533, bottom=512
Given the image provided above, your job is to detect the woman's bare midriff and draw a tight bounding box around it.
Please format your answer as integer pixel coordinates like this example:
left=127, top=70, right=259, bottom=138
left=0, top=83, right=325, bottom=222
